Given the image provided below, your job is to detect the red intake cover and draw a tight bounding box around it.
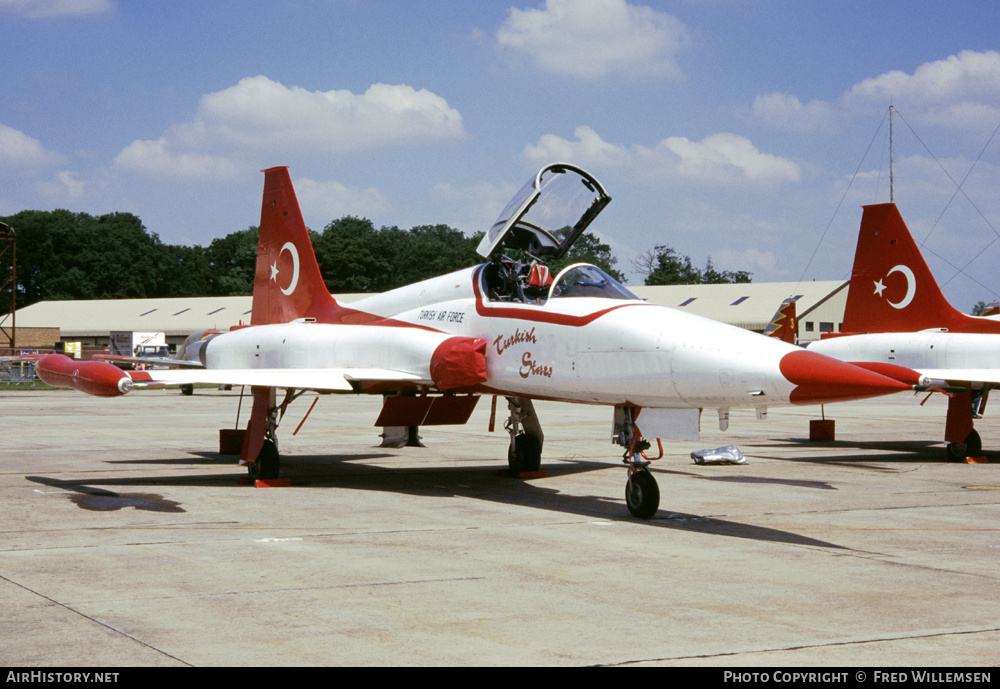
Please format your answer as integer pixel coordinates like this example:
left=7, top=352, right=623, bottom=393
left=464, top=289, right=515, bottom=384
left=430, top=337, right=488, bottom=391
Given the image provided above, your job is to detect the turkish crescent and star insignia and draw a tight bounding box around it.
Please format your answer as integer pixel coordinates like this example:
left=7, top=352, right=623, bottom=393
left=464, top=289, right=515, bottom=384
left=270, top=242, right=300, bottom=296
left=873, top=264, right=915, bottom=310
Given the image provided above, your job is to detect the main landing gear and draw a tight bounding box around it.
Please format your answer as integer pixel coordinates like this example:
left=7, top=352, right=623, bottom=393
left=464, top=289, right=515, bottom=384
left=944, top=389, right=986, bottom=462
left=505, top=396, right=543, bottom=474
left=248, top=437, right=280, bottom=480
left=504, top=399, right=661, bottom=518
left=243, top=386, right=304, bottom=481
left=615, top=406, right=660, bottom=519
left=946, top=428, right=982, bottom=462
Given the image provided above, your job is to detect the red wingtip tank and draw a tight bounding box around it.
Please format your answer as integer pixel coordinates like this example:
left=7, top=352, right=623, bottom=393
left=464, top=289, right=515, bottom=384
left=36, top=354, right=133, bottom=397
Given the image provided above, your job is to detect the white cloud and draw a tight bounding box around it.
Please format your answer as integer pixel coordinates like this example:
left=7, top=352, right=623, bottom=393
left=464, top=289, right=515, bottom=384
left=36, top=169, right=85, bottom=200
left=751, top=93, right=835, bottom=133
left=525, top=126, right=801, bottom=185
left=755, top=50, right=1000, bottom=134
left=432, top=180, right=519, bottom=234
left=114, top=139, right=241, bottom=181
left=293, top=177, right=390, bottom=224
left=33, top=168, right=116, bottom=210
left=497, top=0, right=690, bottom=79
left=0, top=123, right=65, bottom=168
left=713, top=247, right=777, bottom=276
left=849, top=50, right=1000, bottom=104
left=114, top=76, right=466, bottom=179
left=524, top=125, right=627, bottom=166
left=0, top=0, right=113, bottom=18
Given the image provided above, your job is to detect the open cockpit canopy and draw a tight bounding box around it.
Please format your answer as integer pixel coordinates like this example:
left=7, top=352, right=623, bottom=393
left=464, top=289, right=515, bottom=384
left=476, top=163, right=611, bottom=260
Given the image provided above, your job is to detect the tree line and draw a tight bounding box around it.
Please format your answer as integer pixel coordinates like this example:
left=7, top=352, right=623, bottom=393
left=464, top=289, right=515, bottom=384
left=1, top=209, right=750, bottom=308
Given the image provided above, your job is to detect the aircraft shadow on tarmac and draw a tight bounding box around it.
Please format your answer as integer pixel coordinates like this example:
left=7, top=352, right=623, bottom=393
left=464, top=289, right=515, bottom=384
left=737, top=437, right=973, bottom=468
left=25, top=450, right=847, bottom=551
left=26, top=475, right=185, bottom=513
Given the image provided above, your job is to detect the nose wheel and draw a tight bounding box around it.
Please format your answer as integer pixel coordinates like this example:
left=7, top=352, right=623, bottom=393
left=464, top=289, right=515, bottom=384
left=625, top=467, right=659, bottom=519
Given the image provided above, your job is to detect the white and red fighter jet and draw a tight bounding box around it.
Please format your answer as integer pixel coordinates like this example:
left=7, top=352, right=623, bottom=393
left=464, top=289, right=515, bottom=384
left=809, top=203, right=1000, bottom=461
left=38, top=164, right=915, bottom=517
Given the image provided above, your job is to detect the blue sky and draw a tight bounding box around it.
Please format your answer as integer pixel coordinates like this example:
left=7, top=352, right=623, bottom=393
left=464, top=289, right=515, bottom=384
left=3, top=0, right=1000, bottom=310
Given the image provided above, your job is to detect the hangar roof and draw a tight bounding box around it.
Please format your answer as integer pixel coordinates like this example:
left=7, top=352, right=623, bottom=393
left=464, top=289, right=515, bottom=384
left=11, top=280, right=847, bottom=338
left=630, top=280, right=848, bottom=332
left=13, top=295, right=355, bottom=338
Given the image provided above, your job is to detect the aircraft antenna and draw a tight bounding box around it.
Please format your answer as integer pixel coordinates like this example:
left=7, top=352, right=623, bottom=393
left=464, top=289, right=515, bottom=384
left=0, top=222, right=15, bottom=352
left=889, top=104, right=894, bottom=203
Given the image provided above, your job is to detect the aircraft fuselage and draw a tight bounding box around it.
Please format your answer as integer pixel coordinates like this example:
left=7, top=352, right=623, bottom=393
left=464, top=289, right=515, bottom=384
left=198, top=264, right=904, bottom=418
left=808, top=331, right=1000, bottom=381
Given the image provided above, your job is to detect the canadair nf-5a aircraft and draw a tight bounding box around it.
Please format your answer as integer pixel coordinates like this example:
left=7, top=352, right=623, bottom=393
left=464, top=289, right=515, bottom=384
left=809, top=203, right=1000, bottom=461
left=37, top=164, right=916, bottom=518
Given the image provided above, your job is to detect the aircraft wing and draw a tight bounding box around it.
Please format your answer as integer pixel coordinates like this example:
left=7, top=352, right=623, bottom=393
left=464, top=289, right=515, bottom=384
left=93, top=354, right=205, bottom=368
left=916, top=369, right=1000, bottom=386
left=127, top=367, right=432, bottom=392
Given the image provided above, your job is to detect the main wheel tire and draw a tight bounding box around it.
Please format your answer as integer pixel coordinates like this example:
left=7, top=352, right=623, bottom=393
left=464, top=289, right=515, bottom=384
left=947, top=429, right=982, bottom=462
left=508, top=433, right=542, bottom=475
left=625, top=470, right=660, bottom=519
left=248, top=439, right=280, bottom=480
left=966, top=428, right=982, bottom=456
left=946, top=442, right=967, bottom=462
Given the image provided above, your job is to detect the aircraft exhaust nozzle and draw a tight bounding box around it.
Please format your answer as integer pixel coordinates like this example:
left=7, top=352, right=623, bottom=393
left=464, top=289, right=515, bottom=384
left=36, top=354, right=133, bottom=397
left=779, top=350, right=911, bottom=404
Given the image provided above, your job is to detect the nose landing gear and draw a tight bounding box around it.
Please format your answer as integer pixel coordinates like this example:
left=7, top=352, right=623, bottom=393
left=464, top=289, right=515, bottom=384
left=615, top=406, right=660, bottom=519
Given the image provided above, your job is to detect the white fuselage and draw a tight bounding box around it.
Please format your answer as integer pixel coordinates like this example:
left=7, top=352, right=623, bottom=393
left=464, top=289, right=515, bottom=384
left=184, top=264, right=904, bottom=427
left=349, top=265, right=802, bottom=409
left=808, top=331, right=1000, bottom=381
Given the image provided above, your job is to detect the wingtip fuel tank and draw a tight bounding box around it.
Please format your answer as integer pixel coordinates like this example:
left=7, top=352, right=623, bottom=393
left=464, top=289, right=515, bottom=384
left=36, top=354, right=133, bottom=397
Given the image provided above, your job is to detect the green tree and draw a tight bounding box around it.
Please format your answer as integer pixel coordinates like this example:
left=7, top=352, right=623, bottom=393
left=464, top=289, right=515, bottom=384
left=393, top=224, right=482, bottom=287
left=203, top=226, right=258, bottom=295
left=2, top=209, right=190, bottom=304
left=634, top=245, right=752, bottom=285
left=639, top=245, right=702, bottom=285
left=314, top=217, right=481, bottom=293
left=701, top=257, right=752, bottom=284
left=548, top=232, right=626, bottom=283
left=314, top=216, right=389, bottom=292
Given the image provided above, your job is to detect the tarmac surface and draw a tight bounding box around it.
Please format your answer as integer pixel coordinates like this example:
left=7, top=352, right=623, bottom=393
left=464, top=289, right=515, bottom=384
left=1, top=387, right=998, bottom=667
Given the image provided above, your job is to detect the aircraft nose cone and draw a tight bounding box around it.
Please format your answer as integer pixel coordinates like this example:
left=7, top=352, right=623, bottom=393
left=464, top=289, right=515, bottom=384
left=779, top=349, right=911, bottom=404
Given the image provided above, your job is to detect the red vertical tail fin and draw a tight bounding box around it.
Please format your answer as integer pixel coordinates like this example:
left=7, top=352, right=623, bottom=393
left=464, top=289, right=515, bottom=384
left=840, top=203, right=996, bottom=333
left=252, top=167, right=340, bottom=325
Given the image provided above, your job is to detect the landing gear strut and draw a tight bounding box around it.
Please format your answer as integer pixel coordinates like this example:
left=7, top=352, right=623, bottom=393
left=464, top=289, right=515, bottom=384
left=243, top=386, right=304, bottom=480
left=944, top=389, right=985, bottom=462
left=505, top=397, right=543, bottom=475
left=615, top=406, right=660, bottom=519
